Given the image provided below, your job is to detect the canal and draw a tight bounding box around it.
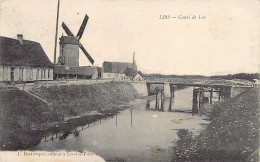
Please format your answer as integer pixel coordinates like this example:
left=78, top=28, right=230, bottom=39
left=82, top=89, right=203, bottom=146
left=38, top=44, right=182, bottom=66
left=32, top=87, right=212, bottom=161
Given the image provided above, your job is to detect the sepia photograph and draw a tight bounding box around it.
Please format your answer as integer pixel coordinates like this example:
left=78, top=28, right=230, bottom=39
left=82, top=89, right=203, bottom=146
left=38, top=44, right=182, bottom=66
left=0, top=0, right=259, bottom=161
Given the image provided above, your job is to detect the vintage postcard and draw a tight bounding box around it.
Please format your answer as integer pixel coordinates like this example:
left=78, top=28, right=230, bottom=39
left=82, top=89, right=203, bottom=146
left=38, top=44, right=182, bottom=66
left=0, top=0, right=259, bottom=161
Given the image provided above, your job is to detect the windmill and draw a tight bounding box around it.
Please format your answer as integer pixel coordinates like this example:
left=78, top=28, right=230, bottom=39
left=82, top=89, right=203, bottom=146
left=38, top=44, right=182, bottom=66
left=58, top=14, right=94, bottom=66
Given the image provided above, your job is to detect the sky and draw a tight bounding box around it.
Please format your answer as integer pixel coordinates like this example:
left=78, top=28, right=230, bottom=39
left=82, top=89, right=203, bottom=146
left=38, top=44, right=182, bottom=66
left=0, top=0, right=260, bottom=76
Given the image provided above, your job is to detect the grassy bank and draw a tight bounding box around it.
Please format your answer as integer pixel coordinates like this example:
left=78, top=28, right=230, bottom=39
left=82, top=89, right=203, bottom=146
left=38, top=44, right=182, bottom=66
left=30, top=82, right=138, bottom=117
left=171, top=88, right=259, bottom=162
left=0, top=82, right=139, bottom=150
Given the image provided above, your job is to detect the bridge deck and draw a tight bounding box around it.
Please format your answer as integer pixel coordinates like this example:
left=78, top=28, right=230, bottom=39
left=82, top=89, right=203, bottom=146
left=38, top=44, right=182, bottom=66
left=146, top=81, right=233, bottom=87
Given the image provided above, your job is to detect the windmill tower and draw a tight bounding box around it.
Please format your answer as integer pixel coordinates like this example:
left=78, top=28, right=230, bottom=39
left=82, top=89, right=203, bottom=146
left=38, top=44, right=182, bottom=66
left=54, top=13, right=99, bottom=80
left=58, top=14, right=94, bottom=66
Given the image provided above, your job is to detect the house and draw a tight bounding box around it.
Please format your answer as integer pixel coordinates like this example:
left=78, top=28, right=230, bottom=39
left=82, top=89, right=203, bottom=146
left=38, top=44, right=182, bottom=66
left=102, top=72, right=127, bottom=81
left=102, top=61, right=137, bottom=81
left=133, top=73, right=143, bottom=81
left=0, top=35, right=53, bottom=83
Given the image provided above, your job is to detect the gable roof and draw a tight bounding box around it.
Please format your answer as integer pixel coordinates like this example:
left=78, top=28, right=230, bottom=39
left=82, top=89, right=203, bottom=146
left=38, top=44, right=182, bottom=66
left=103, top=61, right=137, bottom=73
left=0, top=36, right=53, bottom=67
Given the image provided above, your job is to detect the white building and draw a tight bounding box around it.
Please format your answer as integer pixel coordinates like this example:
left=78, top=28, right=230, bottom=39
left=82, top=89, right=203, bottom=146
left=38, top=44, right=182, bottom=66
left=0, top=35, right=53, bottom=83
left=102, top=72, right=127, bottom=81
left=133, top=73, right=143, bottom=81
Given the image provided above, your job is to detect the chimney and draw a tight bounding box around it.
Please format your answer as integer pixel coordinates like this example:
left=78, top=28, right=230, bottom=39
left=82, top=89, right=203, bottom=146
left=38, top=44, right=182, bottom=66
left=17, top=34, right=23, bottom=44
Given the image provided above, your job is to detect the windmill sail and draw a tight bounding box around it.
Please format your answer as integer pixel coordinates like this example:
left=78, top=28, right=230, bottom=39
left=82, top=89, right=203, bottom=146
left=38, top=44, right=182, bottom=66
left=62, top=22, right=74, bottom=36
left=76, top=14, right=89, bottom=40
left=79, top=43, right=94, bottom=65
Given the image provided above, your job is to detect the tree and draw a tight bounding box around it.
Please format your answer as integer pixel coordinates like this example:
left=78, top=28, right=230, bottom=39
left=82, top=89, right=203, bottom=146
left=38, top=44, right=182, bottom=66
left=123, top=67, right=137, bottom=77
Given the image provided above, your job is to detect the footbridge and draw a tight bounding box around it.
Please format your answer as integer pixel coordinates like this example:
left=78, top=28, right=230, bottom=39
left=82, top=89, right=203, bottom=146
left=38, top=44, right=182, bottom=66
left=131, top=81, right=253, bottom=114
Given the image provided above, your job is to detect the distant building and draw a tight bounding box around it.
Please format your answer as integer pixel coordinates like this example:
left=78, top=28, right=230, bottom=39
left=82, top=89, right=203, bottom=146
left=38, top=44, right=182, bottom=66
left=133, top=73, right=143, bottom=81
left=102, top=72, right=127, bottom=81
left=102, top=61, right=137, bottom=81
left=0, top=35, right=53, bottom=83
left=103, top=61, right=137, bottom=74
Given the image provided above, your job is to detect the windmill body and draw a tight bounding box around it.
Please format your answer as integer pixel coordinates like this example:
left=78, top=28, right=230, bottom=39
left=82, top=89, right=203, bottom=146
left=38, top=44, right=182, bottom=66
left=58, top=36, right=79, bottom=66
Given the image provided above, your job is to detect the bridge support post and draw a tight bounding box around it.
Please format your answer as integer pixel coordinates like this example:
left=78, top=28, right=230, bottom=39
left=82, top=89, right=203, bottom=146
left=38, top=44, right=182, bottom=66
left=155, top=88, right=159, bottom=109
left=198, top=86, right=203, bottom=109
left=218, top=88, right=221, bottom=102
left=210, top=87, right=213, bottom=105
left=192, top=89, right=199, bottom=115
left=163, top=83, right=171, bottom=98
left=169, top=85, right=175, bottom=111
left=146, top=83, right=151, bottom=96
left=160, top=89, right=164, bottom=111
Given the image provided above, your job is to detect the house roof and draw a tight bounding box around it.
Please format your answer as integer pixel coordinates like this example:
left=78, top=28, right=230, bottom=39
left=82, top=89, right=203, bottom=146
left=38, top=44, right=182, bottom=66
left=134, top=73, right=142, bottom=77
left=54, top=65, right=96, bottom=76
left=103, top=61, right=137, bottom=73
left=60, top=36, right=79, bottom=45
left=0, top=36, right=53, bottom=67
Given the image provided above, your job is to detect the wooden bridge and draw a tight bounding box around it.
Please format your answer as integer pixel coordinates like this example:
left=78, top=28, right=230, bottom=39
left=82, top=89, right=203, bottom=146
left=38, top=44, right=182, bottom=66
left=145, top=81, right=252, bottom=114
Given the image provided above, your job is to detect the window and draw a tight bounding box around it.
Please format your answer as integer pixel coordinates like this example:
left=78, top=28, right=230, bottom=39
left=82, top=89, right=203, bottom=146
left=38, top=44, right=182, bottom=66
left=48, top=69, right=50, bottom=78
left=43, top=69, right=46, bottom=79
left=41, top=69, right=44, bottom=79
left=30, top=68, right=33, bottom=80
left=36, top=69, right=39, bottom=79
left=19, top=67, right=24, bottom=81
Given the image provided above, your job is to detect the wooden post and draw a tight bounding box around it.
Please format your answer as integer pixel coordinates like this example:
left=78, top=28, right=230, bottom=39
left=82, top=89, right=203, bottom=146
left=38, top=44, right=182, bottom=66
left=198, top=87, right=202, bottom=109
left=210, top=87, right=213, bottom=105
left=223, top=87, right=226, bottom=101
left=169, top=85, right=174, bottom=111
left=147, top=83, right=151, bottom=96
left=161, top=89, right=164, bottom=111
left=155, top=88, right=158, bottom=109
left=53, top=0, right=60, bottom=64
left=192, top=89, right=198, bottom=115
left=218, top=88, right=221, bottom=102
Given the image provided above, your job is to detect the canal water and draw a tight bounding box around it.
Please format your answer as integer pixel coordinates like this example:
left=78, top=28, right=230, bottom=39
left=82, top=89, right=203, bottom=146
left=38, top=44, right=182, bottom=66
left=33, top=87, right=212, bottom=161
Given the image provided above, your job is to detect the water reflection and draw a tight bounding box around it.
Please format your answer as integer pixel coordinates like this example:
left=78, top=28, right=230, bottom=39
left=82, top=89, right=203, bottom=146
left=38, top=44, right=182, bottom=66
left=146, top=98, right=174, bottom=112
left=29, top=87, right=211, bottom=162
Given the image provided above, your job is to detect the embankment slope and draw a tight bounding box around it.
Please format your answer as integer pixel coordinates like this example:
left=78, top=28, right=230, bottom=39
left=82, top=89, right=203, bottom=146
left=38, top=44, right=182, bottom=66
left=0, top=82, right=139, bottom=150
left=30, top=82, right=138, bottom=117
